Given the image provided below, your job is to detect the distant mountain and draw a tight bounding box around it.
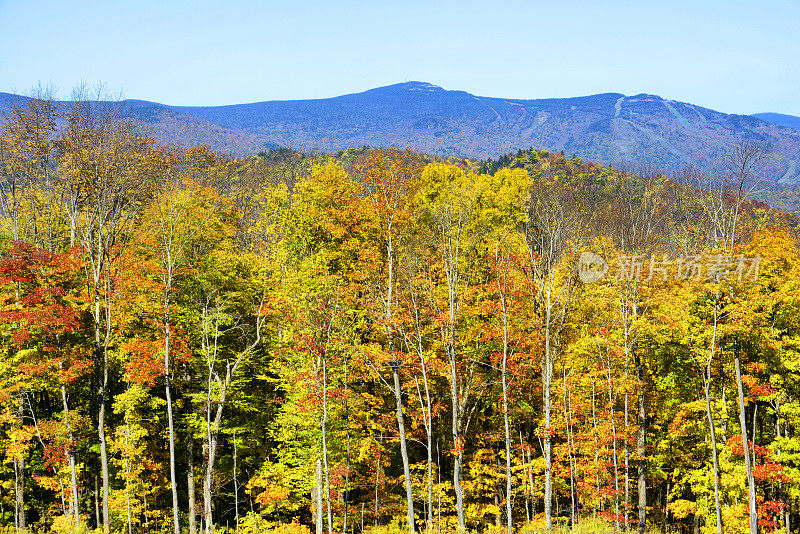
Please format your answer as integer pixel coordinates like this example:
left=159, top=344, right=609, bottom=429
left=124, top=99, right=281, bottom=153
left=0, top=92, right=25, bottom=111
left=3, top=83, right=800, bottom=184
left=752, top=112, right=800, bottom=132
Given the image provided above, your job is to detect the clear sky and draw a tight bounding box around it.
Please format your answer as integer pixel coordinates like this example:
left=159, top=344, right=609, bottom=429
left=1, top=0, right=798, bottom=115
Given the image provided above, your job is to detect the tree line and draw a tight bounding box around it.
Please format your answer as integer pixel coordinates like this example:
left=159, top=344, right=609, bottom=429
left=1, top=88, right=799, bottom=534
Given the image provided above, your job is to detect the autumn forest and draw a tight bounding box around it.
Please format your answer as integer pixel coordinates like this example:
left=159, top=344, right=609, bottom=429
left=2, top=90, right=800, bottom=534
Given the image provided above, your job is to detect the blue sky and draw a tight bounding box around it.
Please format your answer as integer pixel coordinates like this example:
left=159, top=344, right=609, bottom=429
left=1, top=0, right=798, bottom=115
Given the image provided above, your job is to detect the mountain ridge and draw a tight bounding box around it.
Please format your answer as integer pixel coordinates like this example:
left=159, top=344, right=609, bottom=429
left=753, top=112, right=800, bottom=132
left=2, top=82, right=800, bottom=183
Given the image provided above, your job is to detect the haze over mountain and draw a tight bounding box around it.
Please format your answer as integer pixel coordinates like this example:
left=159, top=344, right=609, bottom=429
left=3, top=82, right=800, bottom=183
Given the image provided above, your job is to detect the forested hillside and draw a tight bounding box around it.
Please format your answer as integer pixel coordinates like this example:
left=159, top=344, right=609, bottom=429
left=3, top=83, right=800, bottom=185
left=754, top=114, right=800, bottom=133
left=2, top=93, right=800, bottom=534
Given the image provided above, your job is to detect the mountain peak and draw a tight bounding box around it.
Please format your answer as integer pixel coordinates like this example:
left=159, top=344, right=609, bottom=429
left=401, top=81, right=444, bottom=91
left=628, top=93, right=665, bottom=101
left=380, top=81, right=446, bottom=93
left=359, top=81, right=449, bottom=99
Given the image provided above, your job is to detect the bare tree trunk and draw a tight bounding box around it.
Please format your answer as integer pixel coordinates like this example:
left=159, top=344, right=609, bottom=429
left=144, top=491, right=150, bottom=533
left=426, top=392, right=434, bottom=533
left=165, top=323, right=180, bottom=534
left=437, top=440, right=442, bottom=534
left=14, top=392, right=25, bottom=533
left=343, top=356, right=351, bottom=534
left=612, top=414, right=621, bottom=533
left=234, top=429, right=239, bottom=534
left=543, top=287, right=553, bottom=531
left=189, top=437, right=197, bottom=534
left=27, top=395, right=70, bottom=521
left=99, top=343, right=110, bottom=531
left=636, top=350, right=647, bottom=534
left=315, top=458, right=323, bottom=534
left=604, top=359, right=622, bottom=533
left=776, top=399, right=787, bottom=534
left=497, top=259, right=514, bottom=534
left=202, top=298, right=264, bottom=534
left=322, top=358, right=333, bottom=534
left=663, top=479, right=670, bottom=534
left=524, top=187, right=576, bottom=529
left=202, top=387, right=225, bottom=531
left=450, top=347, right=466, bottom=531
left=521, top=432, right=531, bottom=524
left=92, top=238, right=111, bottom=532
left=735, top=335, right=758, bottom=534
left=406, top=277, right=434, bottom=532
left=625, top=358, right=630, bottom=532
left=702, top=297, right=723, bottom=534
left=125, top=416, right=133, bottom=534
left=393, top=365, right=416, bottom=534
left=94, top=475, right=100, bottom=530
left=68, top=212, right=76, bottom=249
left=164, top=279, right=181, bottom=534
left=564, top=370, right=576, bottom=529
left=383, top=228, right=416, bottom=534
left=527, top=447, right=535, bottom=522
left=704, top=381, right=723, bottom=534
left=502, top=351, right=513, bottom=534
left=592, top=383, right=601, bottom=521
left=204, top=405, right=222, bottom=534
left=374, top=438, right=382, bottom=528
left=57, top=370, right=80, bottom=528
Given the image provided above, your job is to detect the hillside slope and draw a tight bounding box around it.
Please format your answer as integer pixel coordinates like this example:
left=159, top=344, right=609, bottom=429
left=3, top=83, right=800, bottom=183
left=753, top=112, right=800, bottom=132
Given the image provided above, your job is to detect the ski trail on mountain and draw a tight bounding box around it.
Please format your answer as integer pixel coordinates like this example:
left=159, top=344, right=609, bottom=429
left=779, top=159, right=798, bottom=184
left=614, top=96, right=625, bottom=118
left=487, top=104, right=502, bottom=122
left=625, top=120, right=695, bottom=164
left=663, top=101, right=692, bottom=130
